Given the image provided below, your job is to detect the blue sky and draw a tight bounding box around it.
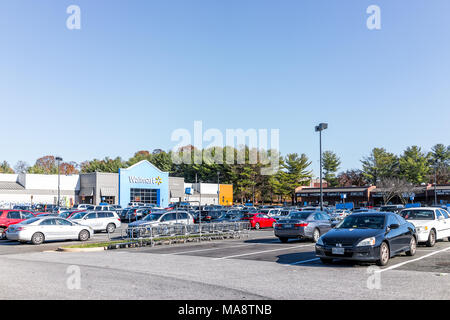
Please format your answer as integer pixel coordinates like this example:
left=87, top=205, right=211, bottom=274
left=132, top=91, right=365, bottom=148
left=0, top=0, right=449, bottom=177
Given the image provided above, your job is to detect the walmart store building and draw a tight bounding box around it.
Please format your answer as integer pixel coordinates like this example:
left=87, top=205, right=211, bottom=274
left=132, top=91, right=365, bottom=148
left=118, top=160, right=169, bottom=208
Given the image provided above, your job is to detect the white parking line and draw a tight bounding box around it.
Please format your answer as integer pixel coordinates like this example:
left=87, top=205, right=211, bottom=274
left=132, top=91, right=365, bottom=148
left=378, top=246, right=450, bottom=273
left=286, top=258, right=321, bottom=266
left=213, top=244, right=315, bottom=260
left=169, top=243, right=257, bottom=255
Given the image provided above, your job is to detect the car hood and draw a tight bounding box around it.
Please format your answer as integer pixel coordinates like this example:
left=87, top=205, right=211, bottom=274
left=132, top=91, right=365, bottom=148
left=322, top=228, right=383, bottom=242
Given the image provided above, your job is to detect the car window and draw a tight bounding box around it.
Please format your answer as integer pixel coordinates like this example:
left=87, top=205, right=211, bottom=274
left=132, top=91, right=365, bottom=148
left=387, top=215, right=399, bottom=226
left=313, top=213, right=322, bottom=220
left=161, top=213, right=176, bottom=221
left=20, top=211, right=34, bottom=219
left=97, top=212, right=107, bottom=218
left=177, top=212, right=188, bottom=219
left=393, top=214, right=406, bottom=225
left=436, top=210, right=444, bottom=219
left=56, top=219, right=72, bottom=226
left=86, top=212, right=97, bottom=219
left=439, top=210, right=449, bottom=219
left=106, top=212, right=114, bottom=218
left=7, top=211, right=21, bottom=219
left=40, top=219, right=57, bottom=225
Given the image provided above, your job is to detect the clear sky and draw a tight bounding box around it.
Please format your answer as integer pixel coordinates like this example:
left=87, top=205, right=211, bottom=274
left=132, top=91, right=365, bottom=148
left=0, top=0, right=449, bottom=177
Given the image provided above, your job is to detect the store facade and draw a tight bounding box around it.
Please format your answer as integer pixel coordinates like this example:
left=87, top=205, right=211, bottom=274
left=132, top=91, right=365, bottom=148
left=118, top=160, right=169, bottom=208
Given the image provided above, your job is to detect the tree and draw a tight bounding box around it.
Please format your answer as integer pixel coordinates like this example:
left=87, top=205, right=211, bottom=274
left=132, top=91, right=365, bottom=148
left=337, top=169, right=367, bottom=187
left=0, top=161, right=14, bottom=173
left=428, top=144, right=450, bottom=184
left=361, top=148, right=399, bottom=185
left=14, top=161, right=29, bottom=174
left=28, top=156, right=57, bottom=174
left=283, top=153, right=313, bottom=204
left=80, top=157, right=126, bottom=173
left=376, top=177, right=409, bottom=205
left=399, top=146, right=430, bottom=184
left=322, top=151, right=341, bottom=187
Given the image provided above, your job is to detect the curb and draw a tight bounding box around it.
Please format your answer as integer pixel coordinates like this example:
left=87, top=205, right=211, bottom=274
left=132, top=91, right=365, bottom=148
left=57, top=246, right=107, bottom=252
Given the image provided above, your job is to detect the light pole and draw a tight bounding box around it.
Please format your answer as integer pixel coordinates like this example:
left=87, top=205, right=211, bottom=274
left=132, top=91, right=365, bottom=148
left=217, top=171, right=220, bottom=206
left=434, top=162, right=438, bottom=206
left=55, top=156, right=63, bottom=207
left=315, top=123, right=328, bottom=211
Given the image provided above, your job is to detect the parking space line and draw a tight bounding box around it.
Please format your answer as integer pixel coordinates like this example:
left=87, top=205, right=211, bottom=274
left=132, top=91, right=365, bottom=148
left=286, top=258, right=320, bottom=266
left=213, top=244, right=314, bottom=260
left=168, top=243, right=257, bottom=255
left=378, top=246, right=450, bottom=273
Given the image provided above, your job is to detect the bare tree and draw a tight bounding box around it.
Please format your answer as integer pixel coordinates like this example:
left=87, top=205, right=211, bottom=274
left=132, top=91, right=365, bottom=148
left=376, top=177, right=410, bottom=205
left=14, top=161, right=29, bottom=174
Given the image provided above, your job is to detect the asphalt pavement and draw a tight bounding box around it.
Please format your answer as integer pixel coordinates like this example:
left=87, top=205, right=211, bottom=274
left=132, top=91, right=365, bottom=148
left=0, top=228, right=449, bottom=299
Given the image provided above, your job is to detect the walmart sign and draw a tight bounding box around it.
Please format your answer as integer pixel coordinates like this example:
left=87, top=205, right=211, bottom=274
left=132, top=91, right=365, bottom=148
left=129, top=176, right=162, bottom=185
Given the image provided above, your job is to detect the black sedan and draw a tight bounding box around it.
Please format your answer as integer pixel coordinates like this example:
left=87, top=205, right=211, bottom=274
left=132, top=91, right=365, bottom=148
left=315, top=212, right=417, bottom=266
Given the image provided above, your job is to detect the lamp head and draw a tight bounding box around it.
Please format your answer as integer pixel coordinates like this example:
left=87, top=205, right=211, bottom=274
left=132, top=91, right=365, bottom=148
left=315, top=123, right=328, bottom=132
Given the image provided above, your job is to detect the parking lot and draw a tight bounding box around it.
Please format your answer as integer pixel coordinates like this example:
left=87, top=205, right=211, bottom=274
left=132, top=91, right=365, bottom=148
left=0, top=227, right=449, bottom=299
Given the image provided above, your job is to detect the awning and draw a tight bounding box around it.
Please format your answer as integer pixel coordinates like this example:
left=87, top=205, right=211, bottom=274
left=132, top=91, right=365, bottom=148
left=79, top=187, right=94, bottom=197
left=100, top=187, right=117, bottom=197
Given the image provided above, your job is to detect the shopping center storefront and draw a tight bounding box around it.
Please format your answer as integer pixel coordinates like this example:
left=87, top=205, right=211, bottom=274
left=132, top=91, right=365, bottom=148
left=118, top=160, right=169, bottom=208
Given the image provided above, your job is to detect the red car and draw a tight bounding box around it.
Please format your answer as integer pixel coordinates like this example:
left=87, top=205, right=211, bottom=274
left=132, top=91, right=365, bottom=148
left=241, top=213, right=276, bottom=229
left=0, top=210, right=36, bottom=236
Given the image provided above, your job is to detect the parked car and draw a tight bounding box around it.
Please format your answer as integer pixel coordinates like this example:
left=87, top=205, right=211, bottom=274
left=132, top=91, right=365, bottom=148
left=214, top=211, right=244, bottom=223
left=241, top=213, right=276, bottom=230
left=398, top=207, right=450, bottom=247
left=380, top=205, right=405, bottom=213
left=275, top=211, right=333, bottom=243
left=315, top=212, right=417, bottom=266
left=0, top=210, right=36, bottom=237
left=127, top=211, right=194, bottom=237
left=5, top=217, right=93, bottom=245
left=75, top=204, right=95, bottom=210
left=58, top=210, right=86, bottom=219
left=69, top=211, right=121, bottom=233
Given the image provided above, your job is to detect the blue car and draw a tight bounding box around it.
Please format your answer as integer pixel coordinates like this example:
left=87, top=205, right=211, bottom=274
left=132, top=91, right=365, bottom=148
left=315, top=212, right=417, bottom=266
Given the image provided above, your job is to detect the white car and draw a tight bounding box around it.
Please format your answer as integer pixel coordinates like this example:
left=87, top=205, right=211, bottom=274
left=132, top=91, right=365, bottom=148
left=399, top=207, right=450, bottom=247
left=5, top=217, right=93, bottom=245
left=127, top=211, right=193, bottom=237
left=69, top=211, right=121, bottom=233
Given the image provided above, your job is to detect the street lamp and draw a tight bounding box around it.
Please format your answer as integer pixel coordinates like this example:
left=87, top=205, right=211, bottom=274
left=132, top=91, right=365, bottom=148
left=55, top=156, right=63, bottom=207
left=217, top=171, right=220, bottom=206
left=315, top=123, right=328, bottom=211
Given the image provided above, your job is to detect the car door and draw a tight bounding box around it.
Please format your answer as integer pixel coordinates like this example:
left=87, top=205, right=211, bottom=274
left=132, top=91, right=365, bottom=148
left=39, top=219, right=59, bottom=240
left=436, top=210, right=448, bottom=239
left=385, top=214, right=403, bottom=254
left=82, top=212, right=100, bottom=230
left=393, top=214, right=413, bottom=250
left=319, top=212, right=333, bottom=233
left=439, top=210, right=450, bottom=237
left=6, top=211, right=22, bottom=226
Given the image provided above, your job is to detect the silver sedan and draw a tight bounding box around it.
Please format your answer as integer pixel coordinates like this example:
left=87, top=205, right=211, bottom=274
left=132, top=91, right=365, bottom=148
left=5, top=217, right=94, bottom=245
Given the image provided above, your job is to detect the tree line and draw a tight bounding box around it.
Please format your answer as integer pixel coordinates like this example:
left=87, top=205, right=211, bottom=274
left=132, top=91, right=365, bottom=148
left=0, top=144, right=448, bottom=204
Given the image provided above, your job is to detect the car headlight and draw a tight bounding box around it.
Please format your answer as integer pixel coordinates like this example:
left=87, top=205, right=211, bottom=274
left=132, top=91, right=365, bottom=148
left=356, top=237, right=376, bottom=247
left=416, top=226, right=428, bottom=233
left=316, top=236, right=324, bottom=246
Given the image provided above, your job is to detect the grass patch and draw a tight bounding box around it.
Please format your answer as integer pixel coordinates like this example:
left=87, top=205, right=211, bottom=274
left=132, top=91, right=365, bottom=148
left=61, top=233, right=234, bottom=249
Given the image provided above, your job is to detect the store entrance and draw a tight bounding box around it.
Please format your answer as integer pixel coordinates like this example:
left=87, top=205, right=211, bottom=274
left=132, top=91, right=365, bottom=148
left=130, top=188, right=158, bottom=205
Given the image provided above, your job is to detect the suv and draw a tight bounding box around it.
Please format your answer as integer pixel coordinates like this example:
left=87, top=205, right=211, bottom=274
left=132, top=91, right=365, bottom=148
left=69, top=211, right=121, bottom=233
left=0, top=210, right=36, bottom=236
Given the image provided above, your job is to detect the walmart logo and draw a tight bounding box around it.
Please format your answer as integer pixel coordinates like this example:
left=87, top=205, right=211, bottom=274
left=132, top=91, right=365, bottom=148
left=129, top=176, right=163, bottom=185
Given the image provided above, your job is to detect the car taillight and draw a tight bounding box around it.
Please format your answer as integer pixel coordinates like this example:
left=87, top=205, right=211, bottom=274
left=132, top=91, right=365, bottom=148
left=275, top=224, right=282, bottom=228
left=294, top=223, right=308, bottom=227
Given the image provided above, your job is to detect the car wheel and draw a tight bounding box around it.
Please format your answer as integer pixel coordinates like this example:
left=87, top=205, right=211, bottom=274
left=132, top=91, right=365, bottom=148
left=320, top=258, right=333, bottom=264
left=406, top=236, right=416, bottom=256
left=78, top=230, right=90, bottom=241
left=426, top=230, right=436, bottom=247
left=106, top=223, right=116, bottom=234
left=31, top=232, right=45, bottom=245
left=376, top=242, right=390, bottom=266
left=279, top=237, right=289, bottom=243
left=255, top=223, right=260, bottom=230
left=312, top=228, right=320, bottom=243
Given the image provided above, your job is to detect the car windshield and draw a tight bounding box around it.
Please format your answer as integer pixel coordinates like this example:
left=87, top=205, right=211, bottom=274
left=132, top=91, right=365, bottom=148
left=399, top=210, right=434, bottom=220
left=287, top=212, right=312, bottom=220
left=142, top=214, right=163, bottom=221
left=337, top=215, right=385, bottom=229
left=70, top=212, right=85, bottom=220
left=59, top=212, right=71, bottom=218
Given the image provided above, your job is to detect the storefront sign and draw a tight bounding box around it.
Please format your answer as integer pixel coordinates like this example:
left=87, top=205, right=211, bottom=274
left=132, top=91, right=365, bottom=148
left=129, top=176, right=163, bottom=185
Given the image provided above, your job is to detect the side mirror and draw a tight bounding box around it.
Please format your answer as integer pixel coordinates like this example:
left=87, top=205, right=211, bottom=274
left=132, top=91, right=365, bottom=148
left=388, top=223, right=399, bottom=230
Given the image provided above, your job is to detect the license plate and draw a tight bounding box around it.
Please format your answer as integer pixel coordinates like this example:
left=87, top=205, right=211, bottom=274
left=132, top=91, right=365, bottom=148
left=332, top=247, right=345, bottom=255
left=284, top=224, right=292, bottom=228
